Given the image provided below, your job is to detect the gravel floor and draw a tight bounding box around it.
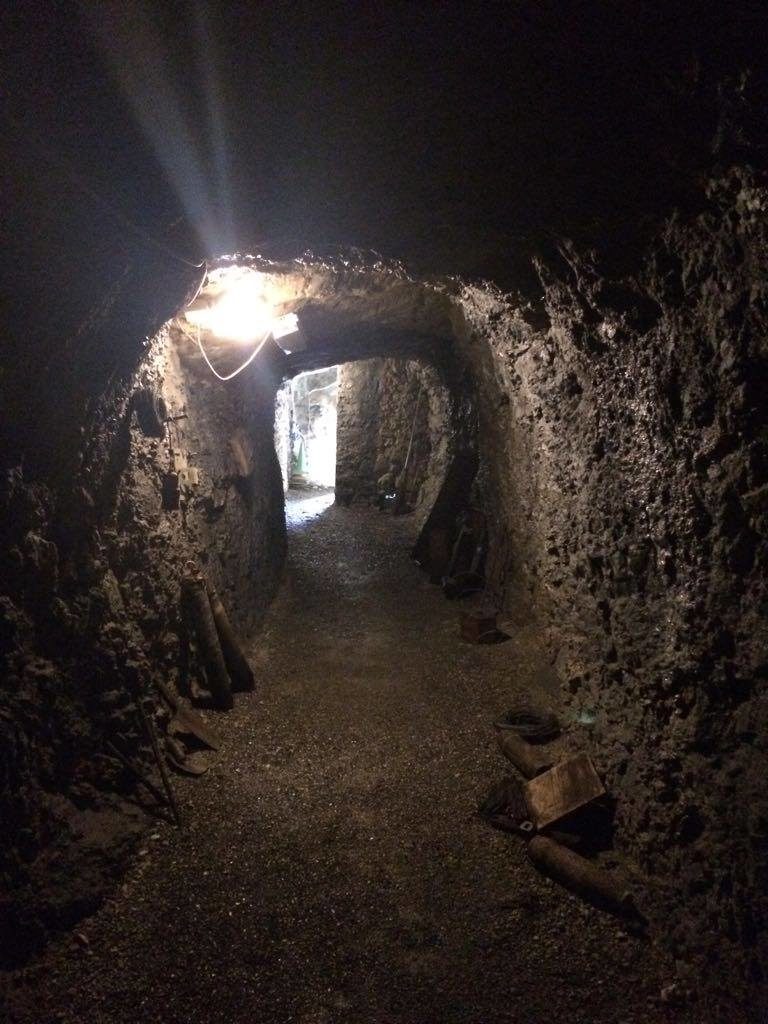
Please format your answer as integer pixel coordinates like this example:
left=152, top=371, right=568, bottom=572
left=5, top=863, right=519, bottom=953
left=5, top=491, right=688, bottom=1024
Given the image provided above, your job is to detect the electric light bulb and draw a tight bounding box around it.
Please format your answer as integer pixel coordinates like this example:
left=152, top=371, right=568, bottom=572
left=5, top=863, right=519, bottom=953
left=184, top=270, right=301, bottom=347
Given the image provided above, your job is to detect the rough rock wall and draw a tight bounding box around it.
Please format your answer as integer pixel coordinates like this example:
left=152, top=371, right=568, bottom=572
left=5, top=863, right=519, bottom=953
left=456, top=169, right=768, bottom=1003
left=0, top=259, right=197, bottom=963
left=335, top=358, right=451, bottom=525
left=0, top=320, right=286, bottom=962
left=1, top=176, right=766, bottom=1004
left=274, top=382, right=292, bottom=492
left=148, top=327, right=285, bottom=638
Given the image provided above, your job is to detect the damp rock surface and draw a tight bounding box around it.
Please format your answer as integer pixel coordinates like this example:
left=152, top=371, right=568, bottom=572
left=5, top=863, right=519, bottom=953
left=455, top=170, right=768, bottom=995
left=335, top=357, right=452, bottom=523
left=2, top=494, right=694, bottom=1024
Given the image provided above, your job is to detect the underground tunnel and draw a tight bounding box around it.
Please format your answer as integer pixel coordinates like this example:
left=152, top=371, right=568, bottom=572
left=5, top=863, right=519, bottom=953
left=2, top=6, right=768, bottom=1023
left=3, top=227, right=768, bottom=1023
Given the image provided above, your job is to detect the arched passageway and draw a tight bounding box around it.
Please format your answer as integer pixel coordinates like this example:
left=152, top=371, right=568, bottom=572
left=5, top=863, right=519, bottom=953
left=144, top=257, right=485, bottom=644
left=3, top=3, right=768, bottom=1017
left=4, top=260, right=669, bottom=1023
left=3, top=210, right=768, bottom=1024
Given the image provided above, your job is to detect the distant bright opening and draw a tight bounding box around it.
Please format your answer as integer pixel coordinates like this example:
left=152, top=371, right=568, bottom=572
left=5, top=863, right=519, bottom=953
left=274, top=367, right=339, bottom=491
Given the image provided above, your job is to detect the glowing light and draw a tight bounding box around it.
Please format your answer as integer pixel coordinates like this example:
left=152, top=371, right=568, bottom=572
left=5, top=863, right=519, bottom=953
left=185, top=274, right=275, bottom=344
left=184, top=270, right=301, bottom=348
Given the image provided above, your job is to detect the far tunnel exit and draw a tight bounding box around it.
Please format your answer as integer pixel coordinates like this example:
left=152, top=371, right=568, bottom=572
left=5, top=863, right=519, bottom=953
left=274, top=367, right=339, bottom=491
left=274, top=358, right=455, bottom=526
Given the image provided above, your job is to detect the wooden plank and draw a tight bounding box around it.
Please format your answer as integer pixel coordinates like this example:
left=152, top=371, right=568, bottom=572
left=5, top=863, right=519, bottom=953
left=523, top=753, right=605, bottom=829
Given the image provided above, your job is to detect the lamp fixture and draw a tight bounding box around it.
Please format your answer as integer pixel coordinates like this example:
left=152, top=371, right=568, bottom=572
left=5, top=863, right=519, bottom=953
left=184, top=271, right=299, bottom=346
left=181, top=266, right=303, bottom=380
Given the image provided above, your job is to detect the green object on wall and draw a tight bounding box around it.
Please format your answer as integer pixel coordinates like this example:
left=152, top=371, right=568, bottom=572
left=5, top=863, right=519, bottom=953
left=292, top=435, right=306, bottom=474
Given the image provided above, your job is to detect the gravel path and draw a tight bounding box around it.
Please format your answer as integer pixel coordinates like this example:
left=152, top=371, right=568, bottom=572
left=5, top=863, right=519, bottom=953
left=5, top=492, right=684, bottom=1024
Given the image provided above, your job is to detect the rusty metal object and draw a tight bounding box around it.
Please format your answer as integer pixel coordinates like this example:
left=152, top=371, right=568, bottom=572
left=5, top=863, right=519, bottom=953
left=478, top=776, right=535, bottom=835
left=105, top=739, right=171, bottom=817
left=479, top=776, right=528, bottom=818
left=205, top=581, right=255, bottom=692
left=494, top=704, right=560, bottom=742
left=443, top=509, right=486, bottom=597
left=136, top=700, right=181, bottom=826
left=165, top=735, right=211, bottom=776
left=523, top=753, right=605, bottom=829
left=495, top=727, right=553, bottom=779
left=527, top=835, right=637, bottom=917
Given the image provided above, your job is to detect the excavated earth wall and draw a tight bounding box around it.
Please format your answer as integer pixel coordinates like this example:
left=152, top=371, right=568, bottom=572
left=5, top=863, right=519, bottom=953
left=0, top=313, right=286, bottom=963
left=335, top=357, right=452, bottom=525
left=0, top=168, right=766, bottom=1007
left=454, top=169, right=768, bottom=999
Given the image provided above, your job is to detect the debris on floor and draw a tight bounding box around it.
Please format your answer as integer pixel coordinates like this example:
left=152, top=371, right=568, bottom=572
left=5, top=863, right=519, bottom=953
left=459, top=606, right=498, bottom=643
left=206, top=580, right=255, bottom=692
left=483, top=700, right=643, bottom=923
left=158, top=682, right=222, bottom=751
left=180, top=567, right=257, bottom=709
left=494, top=704, right=560, bottom=742
left=523, top=753, right=605, bottom=829
left=182, top=571, right=234, bottom=710
left=442, top=508, right=486, bottom=599
left=137, top=698, right=181, bottom=826
left=165, top=737, right=213, bottom=776
left=104, top=737, right=174, bottom=822
left=495, top=727, right=554, bottom=778
left=157, top=675, right=222, bottom=777
left=526, top=835, right=639, bottom=919
left=477, top=776, right=534, bottom=835
left=3, top=495, right=675, bottom=1023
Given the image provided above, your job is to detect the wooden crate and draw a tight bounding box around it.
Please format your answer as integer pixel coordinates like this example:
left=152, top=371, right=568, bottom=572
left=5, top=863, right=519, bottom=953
left=523, top=753, right=605, bottom=829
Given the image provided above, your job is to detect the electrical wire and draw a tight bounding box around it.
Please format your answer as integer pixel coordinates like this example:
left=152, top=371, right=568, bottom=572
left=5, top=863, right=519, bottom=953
left=176, top=322, right=272, bottom=381
left=399, top=387, right=424, bottom=485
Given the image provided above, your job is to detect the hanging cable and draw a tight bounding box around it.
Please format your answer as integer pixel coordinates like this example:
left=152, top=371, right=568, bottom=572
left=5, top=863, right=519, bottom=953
left=176, top=322, right=272, bottom=381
